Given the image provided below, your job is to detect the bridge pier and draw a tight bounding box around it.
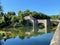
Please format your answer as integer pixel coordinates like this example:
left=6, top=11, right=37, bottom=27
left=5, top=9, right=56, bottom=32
left=38, top=19, right=51, bottom=33
left=44, top=20, right=47, bottom=33
left=46, top=19, right=51, bottom=33
left=31, top=20, right=38, bottom=32
left=24, top=16, right=51, bottom=33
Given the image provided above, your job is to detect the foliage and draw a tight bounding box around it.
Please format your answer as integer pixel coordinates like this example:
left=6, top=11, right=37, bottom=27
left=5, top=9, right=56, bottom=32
left=7, top=12, right=16, bottom=16
left=24, top=10, right=31, bottom=16
left=32, top=12, right=50, bottom=19
left=11, top=16, right=18, bottom=23
left=0, top=10, right=59, bottom=28
left=50, top=15, right=59, bottom=19
left=18, top=11, right=24, bottom=22
left=0, top=5, right=3, bottom=13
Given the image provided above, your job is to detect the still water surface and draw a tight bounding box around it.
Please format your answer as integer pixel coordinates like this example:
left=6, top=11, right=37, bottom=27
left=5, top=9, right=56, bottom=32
left=2, top=32, right=53, bottom=45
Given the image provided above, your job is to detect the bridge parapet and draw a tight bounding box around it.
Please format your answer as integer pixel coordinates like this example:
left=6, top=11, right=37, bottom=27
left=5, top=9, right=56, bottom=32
left=24, top=16, right=31, bottom=20
left=37, top=19, right=46, bottom=23
left=24, top=16, right=35, bottom=20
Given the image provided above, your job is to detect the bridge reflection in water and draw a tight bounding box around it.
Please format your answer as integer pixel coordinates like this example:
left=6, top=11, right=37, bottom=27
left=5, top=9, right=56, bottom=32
left=24, top=16, right=59, bottom=33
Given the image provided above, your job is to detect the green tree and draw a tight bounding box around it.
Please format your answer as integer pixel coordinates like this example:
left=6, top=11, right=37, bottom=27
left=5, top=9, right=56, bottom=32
left=7, top=12, right=16, bottom=16
left=24, top=10, right=31, bottom=16
left=0, top=12, right=4, bottom=16
left=4, top=15, right=11, bottom=26
left=50, top=15, right=59, bottom=19
left=18, top=11, right=24, bottom=23
left=0, top=5, right=3, bottom=16
left=11, top=16, right=18, bottom=23
left=31, top=11, right=38, bottom=16
left=11, top=16, right=19, bottom=27
left=31, top=11, right=50, bottom=19
left=0, top=5, right=3, bottom=13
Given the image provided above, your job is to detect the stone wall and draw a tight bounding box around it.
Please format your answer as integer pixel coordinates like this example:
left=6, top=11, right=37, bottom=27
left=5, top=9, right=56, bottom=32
left=50, top=21, right=60, bottom=45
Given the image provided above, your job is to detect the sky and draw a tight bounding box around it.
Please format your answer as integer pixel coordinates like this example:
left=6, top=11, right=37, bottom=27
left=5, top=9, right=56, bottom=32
left=1, top=0, right=60, bottom=15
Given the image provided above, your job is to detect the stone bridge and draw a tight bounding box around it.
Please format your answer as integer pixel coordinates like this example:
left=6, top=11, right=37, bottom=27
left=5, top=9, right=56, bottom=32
left=24, top=16, right=60, bottom=33
left=24, top=16, right=60, bottom=45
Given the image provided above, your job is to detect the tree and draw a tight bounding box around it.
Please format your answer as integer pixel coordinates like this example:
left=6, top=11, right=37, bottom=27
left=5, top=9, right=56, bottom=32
left=0, top=5, right=3, bottom=16
left=7, top=12, right=16, bottom=16
left=18, top=11, right=24, bottom=23
left=0, top=5, right=3, bottom=13
left=4, top=15, right=11, bottom=25
left=24, top=10, right=31, bottom=16
left=31, top=11, right=50, bottom=19
left=39, top=13, right=50, bottom=19
left=31, top=11, right=37, bottom=15
left=0, top=12, right=4, bottom=16
left=50, top=15, right=59, bottom=19
left=11, top=16, right=18, bottom=24
left=0, top=16, right=4, bottom=24
left=11, top=16, right=19, bottom=27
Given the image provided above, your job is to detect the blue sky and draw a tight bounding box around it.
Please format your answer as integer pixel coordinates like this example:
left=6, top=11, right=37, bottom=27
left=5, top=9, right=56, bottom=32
left=1, top=0, right=60, bottom=15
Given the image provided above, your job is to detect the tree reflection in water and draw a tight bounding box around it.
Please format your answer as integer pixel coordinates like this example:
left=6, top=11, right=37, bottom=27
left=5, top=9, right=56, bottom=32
left=0, top=27, right=45, bottom=42
left=0, top=34, right=3, bottom=45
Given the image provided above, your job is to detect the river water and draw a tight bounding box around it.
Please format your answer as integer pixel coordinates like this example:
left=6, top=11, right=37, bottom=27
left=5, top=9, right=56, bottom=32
left=1, top=32, right=53, bottom=45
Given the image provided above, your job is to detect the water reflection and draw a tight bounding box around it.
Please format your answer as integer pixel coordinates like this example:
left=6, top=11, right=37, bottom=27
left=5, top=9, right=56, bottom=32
left=0, top=27, right=46, bottom=39
left=2, top=32, right=53, bottom=45
left=0, top=27, right=53, bottom=45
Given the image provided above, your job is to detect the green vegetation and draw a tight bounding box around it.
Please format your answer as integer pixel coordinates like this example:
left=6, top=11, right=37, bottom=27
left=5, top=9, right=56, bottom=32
left=0, top=27, right=45, bottom=40
left=0, top=9, right=59, bottom=33
left=0, top=10, right=52, bottom=28
left=50, top=15, right=59, bottom=19
left=0, top=4, right=59, bottom=28
left=0, top=4, right=59, bottom=44
left=0, top=10, right=59, bottom=28
left=0, top=2, right=59, bottom=28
